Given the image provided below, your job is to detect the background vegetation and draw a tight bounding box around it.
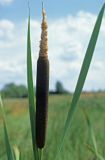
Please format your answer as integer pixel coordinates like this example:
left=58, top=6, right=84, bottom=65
left=0, top=81, right=69, bottom=98
left=0, top=93, right=105, bottom=160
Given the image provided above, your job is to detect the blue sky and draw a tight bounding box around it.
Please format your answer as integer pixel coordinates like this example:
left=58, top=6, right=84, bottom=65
left=0, top=0, right=105, bottom=91
left=0, top=0, right=105, bottom=20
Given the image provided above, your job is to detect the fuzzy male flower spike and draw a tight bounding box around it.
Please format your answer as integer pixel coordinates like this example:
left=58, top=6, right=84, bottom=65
left=36, top=3, right=49, bottom=149
left=39, top=3, right=48, bottom=58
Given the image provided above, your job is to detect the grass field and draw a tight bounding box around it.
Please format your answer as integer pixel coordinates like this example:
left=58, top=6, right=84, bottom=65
left=0, top=93, right=105, bottom=160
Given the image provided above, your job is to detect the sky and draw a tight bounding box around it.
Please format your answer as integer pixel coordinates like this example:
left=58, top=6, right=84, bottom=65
left=0, top=0, right=105, bottom=92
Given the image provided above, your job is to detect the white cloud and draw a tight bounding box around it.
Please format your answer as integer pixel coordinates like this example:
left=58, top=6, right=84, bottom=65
left=0, top=11, right=105, bottom=91
left=0, top=20, right=15, bottom=49
left=0, top=0, right=13, bottom=5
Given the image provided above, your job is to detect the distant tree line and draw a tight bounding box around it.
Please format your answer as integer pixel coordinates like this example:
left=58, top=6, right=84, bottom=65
left=1, top=81, right=104, bottom=98
left=1, top=83, right=28, bottom=98
left=0, top=81, right=68, bottom=98
left=51, top=81, right=68, bottom=94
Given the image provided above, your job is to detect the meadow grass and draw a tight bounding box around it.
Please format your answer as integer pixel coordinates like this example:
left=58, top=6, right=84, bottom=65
left=0, top=93, right=105, bottom=160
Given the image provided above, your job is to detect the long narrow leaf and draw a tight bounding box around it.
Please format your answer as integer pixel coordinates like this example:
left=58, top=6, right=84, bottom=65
left=27, top=16, right=39, bottom=160
left=55, top=3, right=105, bottom=159
left=13, top=146, right=20, bottom=160
left=0, top=95, right=15, bottom=160
left=3, top=122, right=15, bottom=160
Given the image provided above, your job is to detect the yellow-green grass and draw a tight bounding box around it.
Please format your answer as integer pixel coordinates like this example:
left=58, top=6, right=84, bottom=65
left=0, top=93, right=105, bottom=160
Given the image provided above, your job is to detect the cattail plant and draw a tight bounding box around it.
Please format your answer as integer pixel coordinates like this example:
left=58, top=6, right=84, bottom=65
left=0, top=3, right=104, bottom=160
left=36, top=5, right=49, bottom=149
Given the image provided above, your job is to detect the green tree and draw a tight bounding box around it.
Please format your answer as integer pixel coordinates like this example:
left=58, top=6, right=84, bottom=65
left=55, top=81, right=66, bottom=94
left=1, top=83, right=28, bottom=98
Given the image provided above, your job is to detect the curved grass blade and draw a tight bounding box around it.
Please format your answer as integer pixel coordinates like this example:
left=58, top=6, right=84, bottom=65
left=84, top=112, right=105, bottom=160
left=84, top=111, right=98, bottom=154
left=97, top=154, right=105, bottom=160
left=27, top=15, right=39, bottom=160
left=85, top=144, right=105, bottom=160
left=3, top=122, right=15, bottom=160
left=55, top=3, right=105, bottom=159
left=13, top=146, right=20, bottom=160
left=85, top=143, right=96, bottom=154
left=0, top=95, right=15, bottom=160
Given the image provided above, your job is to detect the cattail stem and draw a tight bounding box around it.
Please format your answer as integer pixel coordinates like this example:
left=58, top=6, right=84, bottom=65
left=36, top=5, right=49, bottom=149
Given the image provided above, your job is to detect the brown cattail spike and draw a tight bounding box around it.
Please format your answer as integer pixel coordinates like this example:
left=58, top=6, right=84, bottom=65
left=36, top=4, right=49, bottom=149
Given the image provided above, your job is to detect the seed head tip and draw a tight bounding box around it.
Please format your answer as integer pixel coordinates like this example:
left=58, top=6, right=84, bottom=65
left=42, top=2, right=46, bottom=21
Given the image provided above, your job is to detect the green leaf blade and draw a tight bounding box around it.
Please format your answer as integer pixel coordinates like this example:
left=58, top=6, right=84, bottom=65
left=27, top=16, right=39, bottom=160
left=55, top=3, right=105, bottom=159
left=13, top=146, right=20, bottom=160
left=3, top=121, right=15, bottom=160
left=0, top=95, right=15, bottom=160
